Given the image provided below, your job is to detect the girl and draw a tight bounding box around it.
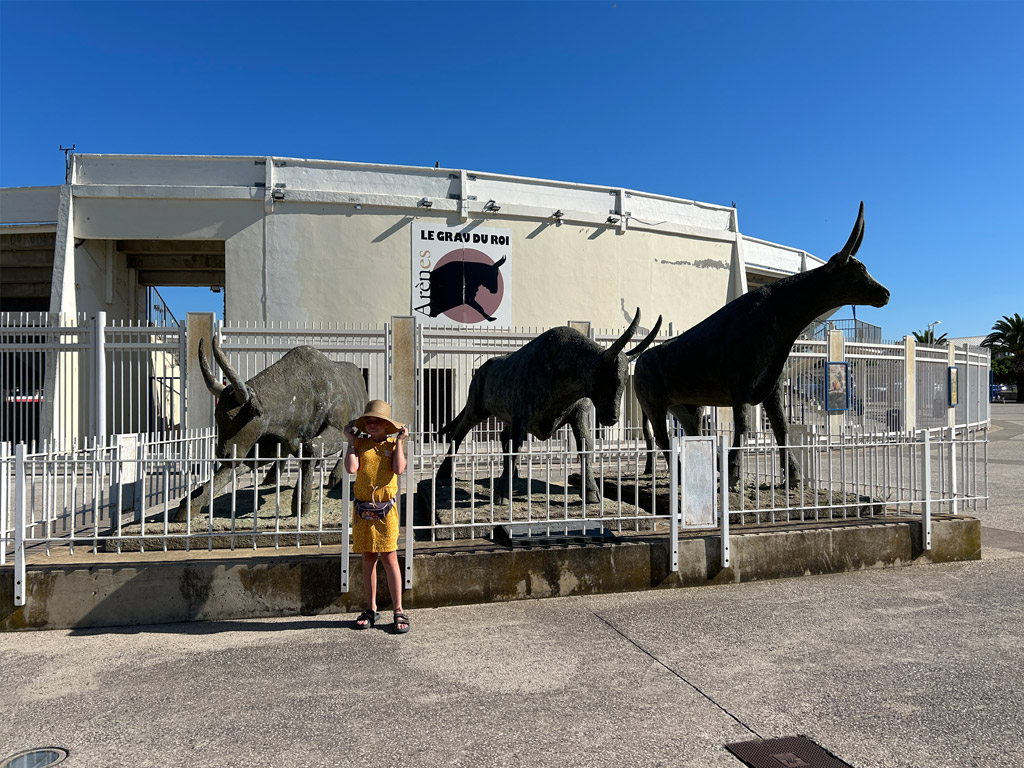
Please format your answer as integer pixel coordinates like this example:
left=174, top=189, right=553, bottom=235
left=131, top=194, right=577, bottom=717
left=344, top=400, right=410, bottom=633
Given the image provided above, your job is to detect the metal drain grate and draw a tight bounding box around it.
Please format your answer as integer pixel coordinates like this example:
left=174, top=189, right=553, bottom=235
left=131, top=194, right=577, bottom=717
left=1, top=748, right=70, bottom=768
left=497, top=520, right=617, bottom=546
left=724, top=736, right=853, bottom=768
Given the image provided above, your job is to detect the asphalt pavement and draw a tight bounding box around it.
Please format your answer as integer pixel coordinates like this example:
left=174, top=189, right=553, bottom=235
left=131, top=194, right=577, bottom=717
left=2, top=403, right=1021, bottom=768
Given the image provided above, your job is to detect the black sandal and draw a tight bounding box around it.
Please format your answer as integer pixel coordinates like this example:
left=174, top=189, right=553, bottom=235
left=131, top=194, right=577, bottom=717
left=393, top=611, right=410, bottom=634
left=355, top=609, right=380, bottom=629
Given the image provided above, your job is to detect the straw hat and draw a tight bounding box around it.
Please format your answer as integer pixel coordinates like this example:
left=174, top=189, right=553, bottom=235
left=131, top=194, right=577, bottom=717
left=354, top=400, right=403, bottom=434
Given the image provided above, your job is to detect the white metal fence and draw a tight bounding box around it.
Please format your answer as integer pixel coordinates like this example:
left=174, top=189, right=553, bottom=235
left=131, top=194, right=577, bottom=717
left=2, top=315, right=992, bottom=607
left=219, top=321, right=391, bottom=403
left=3, top=424, right=987, bottom=605
left=3, top=314, right=990, bottom=455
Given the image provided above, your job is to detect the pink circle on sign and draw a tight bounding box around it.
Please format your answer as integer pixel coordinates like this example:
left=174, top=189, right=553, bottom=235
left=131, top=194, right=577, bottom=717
left=433, top=248, right=505, bottom=324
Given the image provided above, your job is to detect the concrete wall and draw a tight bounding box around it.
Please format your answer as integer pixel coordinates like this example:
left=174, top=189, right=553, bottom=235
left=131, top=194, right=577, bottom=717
left=0, top=515, right=981, bottom=631
left=73, top=240, right=132, bottom=321
left=0, top=186, right=60, bottom=225
left=68, top=194, right=735, bottom=331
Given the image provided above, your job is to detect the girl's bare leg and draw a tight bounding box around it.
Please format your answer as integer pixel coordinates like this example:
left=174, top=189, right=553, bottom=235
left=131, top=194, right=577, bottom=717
left=380, top=550, right=403, bottom=612
left=380, top=550, right=407, bottom=630
left=357, top=553, right=380, bottom=627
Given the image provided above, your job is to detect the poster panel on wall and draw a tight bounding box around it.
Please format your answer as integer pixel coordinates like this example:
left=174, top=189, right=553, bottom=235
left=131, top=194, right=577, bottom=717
left=411, top=223, right=512, bottom=327
left=825, top=361, right=849, bottom=412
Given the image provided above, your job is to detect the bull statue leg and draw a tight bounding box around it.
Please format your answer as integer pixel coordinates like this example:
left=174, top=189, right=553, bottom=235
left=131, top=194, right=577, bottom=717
left=309, top=425, right=348, bottom=489
left=436, top=403, right=488, bottom=485
left=174, top=463, right=238, bottom=522
left=566, top=403, right=601, bottom=501
left=261, top=461, right=280, bottom=486
left=291, top=441, right=316, bottom=518
left=762, top=385, right=800, bottom=486
left=640, top=403, right=672, bottom=476
left=727, top=397, right=748, bottom=492
left=495, top=421, right=527, bottom=502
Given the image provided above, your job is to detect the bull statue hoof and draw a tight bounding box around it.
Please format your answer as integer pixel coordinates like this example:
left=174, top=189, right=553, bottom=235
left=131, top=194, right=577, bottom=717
left=435, top=458, right=454, bottom=485
left=172, top=502, right=196, bottom=524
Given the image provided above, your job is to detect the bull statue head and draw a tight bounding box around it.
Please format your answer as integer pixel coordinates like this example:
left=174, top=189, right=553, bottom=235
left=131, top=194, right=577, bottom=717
left=592, top=309, right=663, bottom=426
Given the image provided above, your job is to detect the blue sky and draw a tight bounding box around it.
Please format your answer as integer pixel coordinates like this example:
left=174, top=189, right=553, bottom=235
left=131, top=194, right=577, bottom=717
left=2, top=0, right=1021, bottom=339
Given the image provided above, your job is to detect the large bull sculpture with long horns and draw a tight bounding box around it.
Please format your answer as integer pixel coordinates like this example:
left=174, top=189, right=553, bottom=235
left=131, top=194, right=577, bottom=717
left=174, top=339, right=367, bottom=522
left=437, top=308, right=662, bottom=500
left=634, top=202, right=890, bottom=491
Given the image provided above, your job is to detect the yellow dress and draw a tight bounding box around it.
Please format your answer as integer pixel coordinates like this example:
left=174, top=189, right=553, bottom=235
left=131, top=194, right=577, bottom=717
left=352, top=436, right=400, bottom=553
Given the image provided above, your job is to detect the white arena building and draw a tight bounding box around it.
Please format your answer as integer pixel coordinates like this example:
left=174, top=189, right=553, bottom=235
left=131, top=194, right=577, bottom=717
left=1, top=154, right=824, bottom=331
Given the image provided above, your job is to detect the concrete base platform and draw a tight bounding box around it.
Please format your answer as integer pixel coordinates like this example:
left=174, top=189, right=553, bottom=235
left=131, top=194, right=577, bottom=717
left=1, top=514, right=980, bottom=631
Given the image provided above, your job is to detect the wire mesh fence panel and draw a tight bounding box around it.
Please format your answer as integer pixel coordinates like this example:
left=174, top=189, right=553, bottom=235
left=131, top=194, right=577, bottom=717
left=106, top=319, right=183, bottom=439
left=781, top=339, right=828, bottom=429
left=847, top=340, right=905, bottom=433
left=416, top=324, right=545, bottom=458
left=956, top=344, right=989, bottom=426
left=220, top=321, right=390, bottom=401
left=916, top=344, right=950, bottom=431
left=1, top=312, right=91, bottom=453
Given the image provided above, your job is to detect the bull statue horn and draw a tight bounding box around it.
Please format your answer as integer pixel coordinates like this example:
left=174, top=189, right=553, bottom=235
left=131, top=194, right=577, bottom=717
left=197, top=338, right=226, bottom=397
left=626, top=314, right=663, bottom=358
left=830, top=201, right=865, bottom=267
left=604, top=308, right=642, bottom=360
left=212, top=335, right=250, bottom=405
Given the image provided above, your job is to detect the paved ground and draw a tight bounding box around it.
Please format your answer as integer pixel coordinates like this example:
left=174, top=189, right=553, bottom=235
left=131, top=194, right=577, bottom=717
left=2, top=404, right=1021, bottom=768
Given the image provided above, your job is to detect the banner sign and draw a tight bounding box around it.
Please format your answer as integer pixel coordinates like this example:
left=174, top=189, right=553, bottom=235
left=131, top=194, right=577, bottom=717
left=412, top=223, right=511, bottom=326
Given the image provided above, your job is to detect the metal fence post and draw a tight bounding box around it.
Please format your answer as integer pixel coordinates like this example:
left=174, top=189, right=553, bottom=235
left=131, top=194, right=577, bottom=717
left=720, top=434, right=730, bottom=568
left=922, top=430, right=932, bottom=551
left=134, top=436, right=146, bottom=521
left=827, top=328, right=845, bottom=438
left=340, top=455, right=350, bottom=593
left=14, top=443, right=26, bottom=607
left=669, top=436, right=679, bottom=573
left=903, top=336, right=917, bottom=434
left=93, top=311, right=107, bottom=443
left=1, top=442, right=8, bottom=567
left=404, top=439, right=415, bottom=589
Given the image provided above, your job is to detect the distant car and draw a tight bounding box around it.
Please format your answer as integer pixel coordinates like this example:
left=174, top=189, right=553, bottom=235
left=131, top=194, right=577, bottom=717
left=991, top=384, right=1009, bottom=403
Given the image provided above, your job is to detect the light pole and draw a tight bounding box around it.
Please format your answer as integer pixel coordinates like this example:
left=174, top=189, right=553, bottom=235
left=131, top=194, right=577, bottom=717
left=926, top=320, right=942, bottom=336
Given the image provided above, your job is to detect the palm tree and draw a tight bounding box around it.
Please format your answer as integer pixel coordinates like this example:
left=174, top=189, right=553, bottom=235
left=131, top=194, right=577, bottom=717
left=982, top=313, right=1024, bottom=402
left=912, top=328, right=948, bottom=345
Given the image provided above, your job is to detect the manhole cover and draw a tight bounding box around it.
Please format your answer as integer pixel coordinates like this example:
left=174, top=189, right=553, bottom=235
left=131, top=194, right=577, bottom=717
left=1, top=748, right=69, bottom=768
left=724, top=736, right=852, bottom=768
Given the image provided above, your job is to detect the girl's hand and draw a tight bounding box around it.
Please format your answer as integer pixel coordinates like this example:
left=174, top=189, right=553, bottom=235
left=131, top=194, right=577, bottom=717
left=396, top=426, right=409, bottom=441
left=344, top=423, right=358, bottom=441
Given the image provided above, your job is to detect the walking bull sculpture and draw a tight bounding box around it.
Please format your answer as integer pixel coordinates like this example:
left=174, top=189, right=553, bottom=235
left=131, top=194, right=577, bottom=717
left=175, top=338, right=367, bottom=522
left=437, top=308, right=662, bottom=500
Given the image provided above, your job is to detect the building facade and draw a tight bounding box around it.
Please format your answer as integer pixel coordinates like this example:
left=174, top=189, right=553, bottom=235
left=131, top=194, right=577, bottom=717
left=1, top=154, right=823, bottom=333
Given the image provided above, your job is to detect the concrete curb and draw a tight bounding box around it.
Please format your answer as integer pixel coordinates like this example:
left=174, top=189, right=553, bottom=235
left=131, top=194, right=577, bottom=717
left=1, top=515, right=980, bottom=631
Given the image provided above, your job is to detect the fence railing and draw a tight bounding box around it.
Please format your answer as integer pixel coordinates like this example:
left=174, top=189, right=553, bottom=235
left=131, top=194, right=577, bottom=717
left=3, top=314, right=991, bottom=456
left=3, top=423, right=988, bottom=605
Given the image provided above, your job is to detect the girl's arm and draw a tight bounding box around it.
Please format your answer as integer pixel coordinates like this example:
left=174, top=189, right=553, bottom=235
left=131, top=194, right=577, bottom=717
left=343, top=423, right=359, bottom=475
left=392, top=426, right=408, bottom=475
